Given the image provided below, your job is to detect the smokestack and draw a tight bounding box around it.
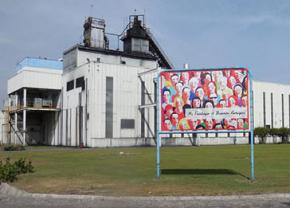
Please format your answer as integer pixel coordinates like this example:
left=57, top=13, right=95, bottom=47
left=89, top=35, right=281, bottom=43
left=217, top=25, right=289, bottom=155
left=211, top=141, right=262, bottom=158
left=83, top=17, right=108, bottom=49
left=184, top=63, right=189, bottom=69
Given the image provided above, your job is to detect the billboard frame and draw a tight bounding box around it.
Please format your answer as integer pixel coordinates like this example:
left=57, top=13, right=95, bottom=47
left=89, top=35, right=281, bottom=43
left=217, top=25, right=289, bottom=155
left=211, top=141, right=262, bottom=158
left=156, top=67, right=255, bottom=180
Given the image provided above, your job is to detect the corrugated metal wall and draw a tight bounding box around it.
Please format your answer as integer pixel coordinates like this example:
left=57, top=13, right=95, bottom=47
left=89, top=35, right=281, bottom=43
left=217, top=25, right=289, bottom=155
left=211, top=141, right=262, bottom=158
left=8, top=69, right=62, bottom=94
left=253, top=81, right=290, bottom=128
left=0, top=111, right=3, bottom=144
left=56, top=48, right=290, bottom=147
left=61, top=49, right=157, bottom=147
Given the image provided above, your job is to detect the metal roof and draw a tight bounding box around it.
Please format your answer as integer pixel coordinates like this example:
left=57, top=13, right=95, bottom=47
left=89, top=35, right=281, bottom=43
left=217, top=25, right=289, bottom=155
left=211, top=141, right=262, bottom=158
left=16, top=57, right=63, bottom=70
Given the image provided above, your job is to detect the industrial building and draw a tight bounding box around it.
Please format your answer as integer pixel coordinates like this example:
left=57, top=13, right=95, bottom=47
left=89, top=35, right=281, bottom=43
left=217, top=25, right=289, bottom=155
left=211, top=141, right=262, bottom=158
left=3, top=58, right=62, bottom=145
left=1, top=15, right=290, bottom=147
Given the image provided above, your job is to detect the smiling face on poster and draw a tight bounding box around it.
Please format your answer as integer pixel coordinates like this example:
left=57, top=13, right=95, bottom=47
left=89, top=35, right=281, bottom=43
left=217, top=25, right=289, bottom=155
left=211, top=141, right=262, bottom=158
left=160, top=68, right=249, bottom=132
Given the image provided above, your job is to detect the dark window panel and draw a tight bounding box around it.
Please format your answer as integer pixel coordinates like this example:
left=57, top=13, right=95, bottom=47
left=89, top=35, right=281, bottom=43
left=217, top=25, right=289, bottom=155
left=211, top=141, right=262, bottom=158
left=66, top=80, right=74, bottom=91
left=105, top=77, right=113, bottom=138
left=76, top=76, right=85, bottom=90
left=121, top=119, right=135, bottom=129
left=282, top=94, right=284, bottom=127
left=141, top=81, right=145, bottom=138
left=263, top=92, right=266, bottom=127
left=271, top=93, right=273, bottom=128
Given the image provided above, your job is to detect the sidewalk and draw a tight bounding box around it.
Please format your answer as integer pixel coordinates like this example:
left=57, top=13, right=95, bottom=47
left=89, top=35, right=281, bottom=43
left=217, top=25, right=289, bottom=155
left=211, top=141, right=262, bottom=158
left=1, top=183, right=290, bottom=208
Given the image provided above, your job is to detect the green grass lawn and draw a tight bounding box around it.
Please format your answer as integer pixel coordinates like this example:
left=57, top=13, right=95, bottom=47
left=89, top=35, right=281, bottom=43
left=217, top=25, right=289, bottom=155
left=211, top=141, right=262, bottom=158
left=1, top=144, right=290, bottom=196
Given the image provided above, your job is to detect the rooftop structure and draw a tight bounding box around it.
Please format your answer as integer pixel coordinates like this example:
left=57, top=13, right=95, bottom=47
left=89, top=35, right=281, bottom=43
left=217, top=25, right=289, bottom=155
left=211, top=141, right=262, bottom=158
left=16, top=57, right=63, bottom=70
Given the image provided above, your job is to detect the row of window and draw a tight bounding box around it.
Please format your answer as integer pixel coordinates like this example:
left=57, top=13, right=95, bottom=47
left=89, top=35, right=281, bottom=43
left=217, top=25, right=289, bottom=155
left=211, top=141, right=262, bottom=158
left=66, top=77, right=85, bottom=91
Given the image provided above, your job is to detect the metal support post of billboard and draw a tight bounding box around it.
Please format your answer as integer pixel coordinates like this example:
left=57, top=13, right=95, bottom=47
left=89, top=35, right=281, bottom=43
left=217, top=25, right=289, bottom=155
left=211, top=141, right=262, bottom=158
left=156, top=71, right=161, bottom=179
left=156, top=133, right=161, bottom=178
left=249, top=71, right=255, bottom=180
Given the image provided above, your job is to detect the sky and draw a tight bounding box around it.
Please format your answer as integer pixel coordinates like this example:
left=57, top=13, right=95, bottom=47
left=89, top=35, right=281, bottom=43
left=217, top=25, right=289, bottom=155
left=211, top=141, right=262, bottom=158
left=1, top=0, right=290, bottom=105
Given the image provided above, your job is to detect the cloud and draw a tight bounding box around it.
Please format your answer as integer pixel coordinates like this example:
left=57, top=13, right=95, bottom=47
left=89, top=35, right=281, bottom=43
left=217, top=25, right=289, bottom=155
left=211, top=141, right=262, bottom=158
left=0, top=34, right=13, bottom=45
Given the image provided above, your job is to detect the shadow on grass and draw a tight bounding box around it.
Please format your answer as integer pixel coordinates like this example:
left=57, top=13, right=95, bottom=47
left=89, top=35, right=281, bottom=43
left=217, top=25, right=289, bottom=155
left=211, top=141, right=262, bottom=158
left=161, top=169, right=249, bottom=179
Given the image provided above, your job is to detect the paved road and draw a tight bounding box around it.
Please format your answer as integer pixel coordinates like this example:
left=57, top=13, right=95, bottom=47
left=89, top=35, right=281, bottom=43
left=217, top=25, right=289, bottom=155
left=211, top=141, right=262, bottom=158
left=1, top=183, right=290, bottom=208
left=2, top=194, right=290, bottom=208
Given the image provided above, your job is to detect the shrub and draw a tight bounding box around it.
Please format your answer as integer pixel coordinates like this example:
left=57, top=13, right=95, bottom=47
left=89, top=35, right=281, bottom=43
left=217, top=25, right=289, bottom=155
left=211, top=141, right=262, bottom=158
left=2, top=145, right=25, bottom=151
left=0, top=158, right=34, bottom=182
left=278, top=128, right=290, bottom=144
left=14, top=158, right=34, bottom=174
left=254, top=127, right=269, bottom=144
left=0, top=158, right=17, bottom=182
left=269, top=128, right=280, bottom=137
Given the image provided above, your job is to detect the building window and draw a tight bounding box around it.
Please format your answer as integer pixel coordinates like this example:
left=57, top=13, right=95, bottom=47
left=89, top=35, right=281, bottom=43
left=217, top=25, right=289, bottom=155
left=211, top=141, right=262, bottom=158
left=105, top=77, right=113, bottom=138
left=263, top=92, right=266, bottom=127
left=282, top=94, right=284, bottom=127
left=141, top=81, right=145, bottom=138
left=76, top=76, right=85, bottom=90
left=66, top=80, right=74, bottom=91
left=289, top=95, right=290, bottom=128
left=121, top=119, right=135, bottom=129
left=271, top=93, right=273, bottom=128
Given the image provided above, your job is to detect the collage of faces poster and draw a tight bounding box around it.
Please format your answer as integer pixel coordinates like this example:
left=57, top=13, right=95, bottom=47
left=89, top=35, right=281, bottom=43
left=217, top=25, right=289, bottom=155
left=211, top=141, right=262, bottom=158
left=160, top=68, right=249, bottom=132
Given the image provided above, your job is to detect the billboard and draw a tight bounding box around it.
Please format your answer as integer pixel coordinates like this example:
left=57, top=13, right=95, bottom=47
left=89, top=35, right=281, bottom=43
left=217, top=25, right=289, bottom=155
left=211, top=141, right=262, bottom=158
left=160, top=68, right=249, bottom=132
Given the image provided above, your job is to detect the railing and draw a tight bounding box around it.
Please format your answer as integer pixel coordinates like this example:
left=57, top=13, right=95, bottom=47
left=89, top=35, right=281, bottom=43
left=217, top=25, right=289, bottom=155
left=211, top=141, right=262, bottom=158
left=6, top=98, right=59, bottom=112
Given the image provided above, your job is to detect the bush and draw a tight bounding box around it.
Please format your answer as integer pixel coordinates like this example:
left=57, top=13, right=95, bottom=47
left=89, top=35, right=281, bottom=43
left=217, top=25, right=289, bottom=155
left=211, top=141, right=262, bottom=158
left=1, top=145, right=25, bottom=151
left=254, top=127, right=269, bottom=144
left=14, top=158, right=34, bottom=174
left=0, top=158, right=17, bottom=182
left=254, top=128, right=290, bottom=144
left=269, top=128, right=280, bottom=137
left=254, top=127, right=290, bottom=144
left=278, top=128, right=290, bottom=143
left=0, top=158, right=34, bottom=182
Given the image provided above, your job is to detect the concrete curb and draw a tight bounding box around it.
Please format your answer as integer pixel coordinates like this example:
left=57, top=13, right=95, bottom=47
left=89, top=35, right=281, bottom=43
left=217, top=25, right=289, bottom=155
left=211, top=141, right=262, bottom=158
left=0, top=183, right=28, bottom=197
left=1, top=183, right=290, bottom=201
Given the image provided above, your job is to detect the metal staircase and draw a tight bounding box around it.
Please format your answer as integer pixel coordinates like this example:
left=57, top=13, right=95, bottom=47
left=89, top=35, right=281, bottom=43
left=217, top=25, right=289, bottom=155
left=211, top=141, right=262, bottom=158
left=8, top=112, right=24, bottom=145
left=145, top=27, right=174, bottom=69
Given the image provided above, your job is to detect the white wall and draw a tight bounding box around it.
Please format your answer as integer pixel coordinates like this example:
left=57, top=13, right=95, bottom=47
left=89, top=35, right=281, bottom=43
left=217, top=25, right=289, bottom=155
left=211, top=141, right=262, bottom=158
left=62, top=48, right=157, bottom=147
left=0, top=110, right=10, bottom=145
left=0, top=111, right=3, bottom=144
left=60, top=48, right=290, bottom=147
left=87, top=62, right=156, bottom=140
left=8, top=68, right=62, bottom=94
left=253, top=80, right=290, bottom=128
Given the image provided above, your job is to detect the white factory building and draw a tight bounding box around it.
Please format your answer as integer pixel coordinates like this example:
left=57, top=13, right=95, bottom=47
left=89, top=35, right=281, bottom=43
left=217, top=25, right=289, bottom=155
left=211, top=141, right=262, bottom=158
left=1, top=15, right=290, bottom=147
